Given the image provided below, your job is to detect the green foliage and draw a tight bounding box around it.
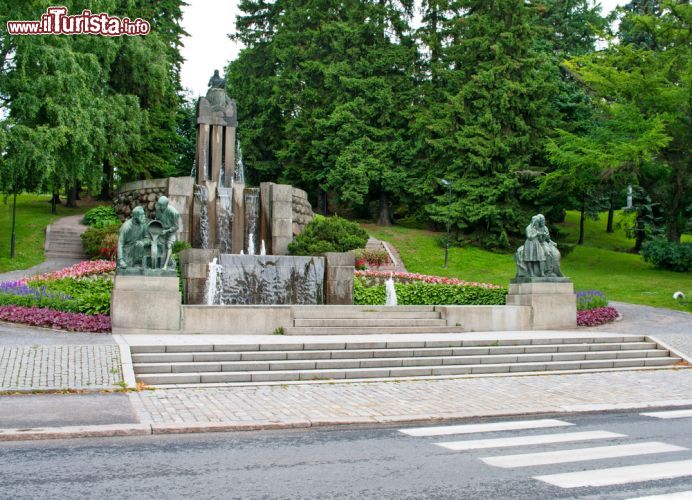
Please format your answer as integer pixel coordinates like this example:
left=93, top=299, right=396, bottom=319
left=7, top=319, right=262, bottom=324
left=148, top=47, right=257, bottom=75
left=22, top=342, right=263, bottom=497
left=83, top=206, right=120, bottom=228
left=81, top=223, right=121, bottom=259
left=0, top=194, right=91, bottom=273
left=363, top=220, right=692, bottom=312
left=288, top=216, right=368, bottom=256
left=33, top=277, right=113, bottom=315
left=172, top=240, right=192, bottom=254
left=354, top=278, right=507, bottom=306
left=576, top=290, right=609, bottom=311
left=641, top=239, right=692, bottom=272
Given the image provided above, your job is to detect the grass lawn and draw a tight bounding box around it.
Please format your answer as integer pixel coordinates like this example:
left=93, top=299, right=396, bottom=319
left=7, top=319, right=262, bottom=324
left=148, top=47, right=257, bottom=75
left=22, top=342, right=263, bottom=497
left=0, top=194, right=93, bottom=274
left=363, top=211, right=692, bottom=313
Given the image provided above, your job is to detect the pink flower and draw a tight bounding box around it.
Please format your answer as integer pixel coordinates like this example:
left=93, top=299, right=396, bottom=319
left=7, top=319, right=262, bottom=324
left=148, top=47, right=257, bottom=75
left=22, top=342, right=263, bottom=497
left=0, top=305, right=111, bottom=333
left=354, top=270, right=502, bottom=289
left=19, top=260, right=115, bottom=284
left=577, top=306, right=618, bottom=327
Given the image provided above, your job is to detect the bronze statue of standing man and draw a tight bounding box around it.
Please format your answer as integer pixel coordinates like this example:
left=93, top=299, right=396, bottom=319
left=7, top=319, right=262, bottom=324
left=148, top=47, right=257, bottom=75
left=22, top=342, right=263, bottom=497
left=155, top=196, right=180, bottom=269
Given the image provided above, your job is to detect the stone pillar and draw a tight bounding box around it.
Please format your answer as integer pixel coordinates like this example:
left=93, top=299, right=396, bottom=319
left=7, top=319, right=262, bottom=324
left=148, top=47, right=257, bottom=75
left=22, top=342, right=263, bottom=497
left=323, top=251, right=355, bottom=305
left=271, top=184, right=294, bottom=255
left=505, top=281, right=576, bottom=330
left=178, top=248, right=220, bottom=304
left=196, top=124, right=210, bottom=183
left=259, top=182, right=273, bottom=255
left=210, top=126, right=223, bottom=185
left=167, top=176, right=194, bottom=245
left=231, top=182, right=246, bottom=253
left=224, top=127, right=236, bottom=186
left=111, top=276, right=182, bottom=334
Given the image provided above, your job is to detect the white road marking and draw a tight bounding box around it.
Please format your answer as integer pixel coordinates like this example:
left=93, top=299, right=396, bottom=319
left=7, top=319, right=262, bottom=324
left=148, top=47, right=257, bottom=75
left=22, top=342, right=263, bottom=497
left=435, top=430, right=624, bottom=451
left=399, top=419, right=573, bottom=437
left=534, top=459, right=692, bottom=488
left=641, top=409, right=692, bottom=420
left=628, top=491, right=692, bottom=499
left=481, top=442, right=687, bottom=468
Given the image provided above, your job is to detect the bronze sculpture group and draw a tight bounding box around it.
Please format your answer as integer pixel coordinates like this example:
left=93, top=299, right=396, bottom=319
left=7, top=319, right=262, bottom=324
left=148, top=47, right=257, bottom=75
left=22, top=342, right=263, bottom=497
left=117, top=196, right=180, bottom=271
left=514, top=214, right=564, bottom=280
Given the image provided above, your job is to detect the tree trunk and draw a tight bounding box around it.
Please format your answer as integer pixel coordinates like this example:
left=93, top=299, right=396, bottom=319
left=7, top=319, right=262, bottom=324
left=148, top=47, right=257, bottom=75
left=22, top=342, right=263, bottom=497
left=606, top=191, right=615, bottom=233
left=98, top=159, right=113, bottom=200
left=578, top=198, right=585, bottom=245
left=634, top=213, right=646, bottom=252
left=316, top=188, right=328, bottom=216
left=51, top=191, right=58, bottom=214
left=376, top=191, right=393, bottom=226
left=66, top=182, right=78, bottom=208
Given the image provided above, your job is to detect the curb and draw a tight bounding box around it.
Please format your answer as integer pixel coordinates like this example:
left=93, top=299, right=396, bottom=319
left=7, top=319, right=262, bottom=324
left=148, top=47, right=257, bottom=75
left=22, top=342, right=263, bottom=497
left=2, top=398, right=692, bottom=442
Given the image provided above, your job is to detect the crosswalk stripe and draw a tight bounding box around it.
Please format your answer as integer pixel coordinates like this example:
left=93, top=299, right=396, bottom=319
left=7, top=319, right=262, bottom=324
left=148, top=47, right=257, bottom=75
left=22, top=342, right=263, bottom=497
left=641, top=409, right=692, bottom=420
left=534, top=459, right=692, bottom=488
left=481, top=442, right=687, bottom=468
left=435, top=430, right=624, bottom=451
left=399, top=419, right=573, bottom=437
left=628, top=491, right=692, bottom=499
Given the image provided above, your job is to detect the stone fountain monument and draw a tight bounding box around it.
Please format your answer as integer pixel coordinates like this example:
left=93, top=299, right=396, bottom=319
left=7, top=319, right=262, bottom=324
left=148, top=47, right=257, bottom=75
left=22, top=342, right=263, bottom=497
left=111, top=70, right=354, bottom=334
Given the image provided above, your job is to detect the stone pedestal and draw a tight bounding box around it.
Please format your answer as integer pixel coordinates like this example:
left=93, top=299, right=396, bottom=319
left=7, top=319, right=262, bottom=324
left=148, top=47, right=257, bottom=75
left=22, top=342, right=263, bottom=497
left=323, top=251, right=355, bottom=305
left=111, top=276, right=182, bottom=334
left=505, top=281, right=576, bottom=330
left=179, top=248, right=220, bottom=304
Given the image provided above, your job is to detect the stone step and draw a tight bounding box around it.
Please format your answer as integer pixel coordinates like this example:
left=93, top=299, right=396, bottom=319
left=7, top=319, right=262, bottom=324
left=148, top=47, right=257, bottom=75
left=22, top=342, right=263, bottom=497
left=284, top=326, right=466, bottom=335
left=293, top=305, right=437, bottom=313
left=46, top=243, right=84, bottom=250
left=130, top=342, right=662, bottom=364
left=129, top=336, right=650, bottom=354
left=136, top=356, right=682, bottom=386
left=133, top=349, right=672, bottom=375
left=292, top=318, right=447, bottom=328
left=45, top=251, right=86, bottom=258
left=292, top=310, right=442, bottom=320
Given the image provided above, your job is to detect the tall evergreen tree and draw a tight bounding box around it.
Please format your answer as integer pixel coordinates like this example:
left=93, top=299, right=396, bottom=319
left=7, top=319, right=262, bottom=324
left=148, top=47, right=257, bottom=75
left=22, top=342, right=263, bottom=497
left=421, top=0, right=560, bottom=247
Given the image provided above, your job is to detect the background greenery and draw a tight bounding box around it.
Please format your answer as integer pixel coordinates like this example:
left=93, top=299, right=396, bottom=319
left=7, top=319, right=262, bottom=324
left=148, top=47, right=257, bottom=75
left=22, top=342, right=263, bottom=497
left=362, top=210, right=692, bottom=312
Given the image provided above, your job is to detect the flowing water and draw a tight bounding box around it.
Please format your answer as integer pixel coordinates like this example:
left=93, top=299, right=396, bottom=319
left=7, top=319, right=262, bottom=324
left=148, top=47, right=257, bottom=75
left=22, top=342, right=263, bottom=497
left=204, top=257, right=224, bottom=305
left=385, top=274, right=398, bottom=306
left=193, top=184, right=209, bottom=249
left=244, top=187, right=260, bottom=255
left=216, top=186, right=233, bottom=253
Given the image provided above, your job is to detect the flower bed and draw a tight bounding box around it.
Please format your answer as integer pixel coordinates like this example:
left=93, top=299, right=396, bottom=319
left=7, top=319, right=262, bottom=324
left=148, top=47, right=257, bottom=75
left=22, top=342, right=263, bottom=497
left=0, top=305, right=111, bottom=333
left=354, top=275, right=507, bottom=306
left=18, top=260, right=116, bottom=284
left=355, top=270, right=503, bottom=289
left=577, top=306, right=619, bottom=327
left=0, top=260, right=115, bottom=332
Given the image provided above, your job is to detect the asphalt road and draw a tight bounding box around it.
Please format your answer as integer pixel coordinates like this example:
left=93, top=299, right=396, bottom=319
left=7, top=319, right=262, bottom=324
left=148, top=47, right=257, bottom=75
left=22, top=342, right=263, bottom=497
left=1, top=408, right=692, bottom=499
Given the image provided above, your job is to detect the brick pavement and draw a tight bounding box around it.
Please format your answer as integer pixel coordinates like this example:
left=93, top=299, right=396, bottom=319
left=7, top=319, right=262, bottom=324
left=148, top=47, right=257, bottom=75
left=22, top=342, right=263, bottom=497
left=128, top=369, right=692, bottom=425
left=0, top=345, right=123, bottom=391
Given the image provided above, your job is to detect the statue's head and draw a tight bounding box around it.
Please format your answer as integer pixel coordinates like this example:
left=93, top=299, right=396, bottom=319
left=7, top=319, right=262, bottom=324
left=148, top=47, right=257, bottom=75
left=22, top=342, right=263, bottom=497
left=132, top=206, right=145, bottom=224
left=213, top=69, right=219, bottom=77
left=537, top=214, right=546, bottom=226
left=156, top=196, right=169, bottom=212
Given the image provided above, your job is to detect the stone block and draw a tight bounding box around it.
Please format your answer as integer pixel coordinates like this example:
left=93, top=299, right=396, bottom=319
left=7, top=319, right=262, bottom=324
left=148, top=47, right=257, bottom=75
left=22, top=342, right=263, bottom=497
left=326, top=266, right=354, bottom=282
left=272, top=218, right=293, bottom=236
left=181, top=305, right=292, bottom=334
left=178, top=248, right=220, bottom=266
left=111, top=276, right=181, bottom=334
left=323, top=251, right=355, bottom=267
left=272, top=184, right=293, bottom=203
left=508, top=282, right=574, bottom=295
left=272, top=236, right=291, bottom=256
left=168, top=176, right=194, bottom=196
left=273, top=200, right=293, bottom=219
left=506, top=282, right=576, bottom=330
left=291, top=187, right=308, bottom=200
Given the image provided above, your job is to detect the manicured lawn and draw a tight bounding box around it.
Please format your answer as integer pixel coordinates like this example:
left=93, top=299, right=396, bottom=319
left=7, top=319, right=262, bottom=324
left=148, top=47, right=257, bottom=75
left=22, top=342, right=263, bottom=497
left=363, top=215, right=692, bottom=313
left=0, top=194, right=92, bottom=274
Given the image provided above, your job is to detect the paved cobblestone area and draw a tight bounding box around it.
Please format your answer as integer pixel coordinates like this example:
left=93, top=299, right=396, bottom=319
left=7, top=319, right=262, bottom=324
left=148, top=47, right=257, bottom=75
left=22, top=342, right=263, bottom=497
left=129, top=369, right=692, bottom=425
left=0, top=345, right=122, bottom=391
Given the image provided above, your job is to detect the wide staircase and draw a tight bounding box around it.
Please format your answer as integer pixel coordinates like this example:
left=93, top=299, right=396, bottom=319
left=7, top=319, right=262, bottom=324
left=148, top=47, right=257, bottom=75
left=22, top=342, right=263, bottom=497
left=285, top=306, right=462, bottom=335
left=131, top=334, right=684, bottom=387
left=44, top=215, right=87, bottom=259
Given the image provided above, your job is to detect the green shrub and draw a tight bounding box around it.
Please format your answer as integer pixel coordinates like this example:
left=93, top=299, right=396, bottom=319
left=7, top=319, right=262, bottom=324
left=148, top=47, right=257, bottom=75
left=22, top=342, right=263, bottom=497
left=172, top=241, right=192, bottom=254
left=354, top=278, right=507, bottom=306
left=81, top=223, right=121, bottom=259
left=31, top=277, right=113, bottom=315
left=83, top=206, right=120, bottom=228
left=640, top=238, right=692, bottom=272
left=288, top=216, right=369, bottom=256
